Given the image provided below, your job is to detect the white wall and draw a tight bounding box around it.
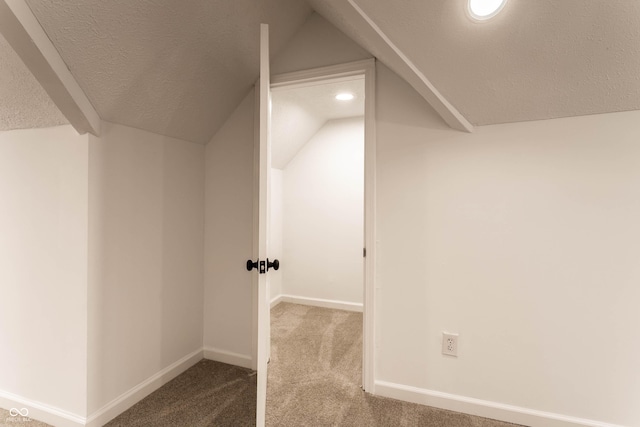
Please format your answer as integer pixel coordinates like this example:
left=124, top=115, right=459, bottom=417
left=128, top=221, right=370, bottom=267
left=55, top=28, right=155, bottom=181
left=0, top=126, right=89, bottom=418
left=87, top=122, right=205, bottom=415
left=203, top=9, right=370, bottom=362
left=201, top=9, right=638, bottom=427
left=203, top=90, right=255, bottom=365
left=375, top=63, right=640, bottom=427
left=280, top=118, right=364, bottom=306
left=269, top=168, right=283, bottom=303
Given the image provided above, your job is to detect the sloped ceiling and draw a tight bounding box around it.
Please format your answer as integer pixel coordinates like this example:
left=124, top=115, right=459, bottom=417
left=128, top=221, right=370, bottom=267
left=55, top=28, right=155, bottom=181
left=25, top=0, right=312, bottom=144
left=0, top=32, right=67, bottom=130
left=6, top=0, right=640, bottom=137
left=308, top=0, right=640, bottom=126
left=272, top=77, right=364, bottom=169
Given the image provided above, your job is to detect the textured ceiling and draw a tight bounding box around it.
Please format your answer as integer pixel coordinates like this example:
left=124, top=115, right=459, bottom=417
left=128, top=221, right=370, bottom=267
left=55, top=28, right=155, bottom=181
left=309, top=0, right=640, bottom=126
left=0, top=32, right=68, bottom=131
left=9, top=0, right=640, bottom=138
left=272, top=77, right=364, bottom=169
left=25, top=0, right=312, bottom=144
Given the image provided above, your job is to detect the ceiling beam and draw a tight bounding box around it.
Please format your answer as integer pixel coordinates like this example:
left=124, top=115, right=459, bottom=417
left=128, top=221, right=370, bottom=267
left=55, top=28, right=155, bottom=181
left=346, top=0, right=473, bottom=133
left=0, top=0, right=100, bottom=136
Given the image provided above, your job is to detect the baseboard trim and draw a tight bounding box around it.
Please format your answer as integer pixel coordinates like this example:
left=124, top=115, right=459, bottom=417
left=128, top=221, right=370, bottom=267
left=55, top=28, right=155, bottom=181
left=85, top=348, right=203, bottom=427
left=0, top=390, right=86, bottom=427
left=276, top=294, right=363, bottom=312
left=203, top=347, right=253, bottom=370
left=270, top=294, right=283, bottom=308
left=374, top=381, right=625, bottom=427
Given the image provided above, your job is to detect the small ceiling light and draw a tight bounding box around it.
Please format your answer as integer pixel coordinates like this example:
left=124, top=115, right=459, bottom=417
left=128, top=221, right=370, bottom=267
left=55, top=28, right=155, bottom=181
left=468, top=0, right=507, bottom=21
left=335, top=93, right=355, bottom=101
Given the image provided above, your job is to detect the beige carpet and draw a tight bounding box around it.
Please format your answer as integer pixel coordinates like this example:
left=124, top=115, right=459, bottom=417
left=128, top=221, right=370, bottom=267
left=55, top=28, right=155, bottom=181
left=105, top=360, right=256, bottom=426
left=1, top=360, right=256, bottom=427
left=266, top=302, right=524, bottom=427
left=2, top=303, right=526, bottom=427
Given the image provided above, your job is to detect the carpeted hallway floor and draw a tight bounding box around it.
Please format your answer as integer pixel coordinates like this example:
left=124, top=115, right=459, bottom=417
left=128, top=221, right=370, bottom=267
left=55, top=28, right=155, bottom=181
left=1, top=361, right=256, bottom=427
left=104, top=360, right=256, bottom=426
left=2, top=302, right=526, bottom=426
left=266, top=302, right=524, bottom=427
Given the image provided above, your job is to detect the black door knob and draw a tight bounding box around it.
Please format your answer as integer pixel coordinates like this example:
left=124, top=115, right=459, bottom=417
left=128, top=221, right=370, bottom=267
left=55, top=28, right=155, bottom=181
left=267, top=258, right=279, bottom=271
left=246, top=259, right=259, bottom=271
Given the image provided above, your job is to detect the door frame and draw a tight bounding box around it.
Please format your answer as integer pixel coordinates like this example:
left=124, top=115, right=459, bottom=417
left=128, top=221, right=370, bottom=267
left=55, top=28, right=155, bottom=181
left=252, top=58, right=377, bottom=393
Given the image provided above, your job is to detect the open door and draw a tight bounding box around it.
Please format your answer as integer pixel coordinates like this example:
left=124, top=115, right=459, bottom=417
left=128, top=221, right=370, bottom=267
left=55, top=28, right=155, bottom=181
left=252, top=30, right=374, bottom=426
left=254, top=23, right=272, bottom=427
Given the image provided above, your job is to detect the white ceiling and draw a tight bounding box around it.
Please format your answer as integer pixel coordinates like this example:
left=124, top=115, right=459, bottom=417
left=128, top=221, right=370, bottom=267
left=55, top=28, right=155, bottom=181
left=0, top=32, right=67, bottom=131
left=24, top=0, right=312, bottom=144
left=4, top=0, right=640, bottom=137
left=272, top=77, right=364, bottom=169
left=309, top=0, right=640, bottom=126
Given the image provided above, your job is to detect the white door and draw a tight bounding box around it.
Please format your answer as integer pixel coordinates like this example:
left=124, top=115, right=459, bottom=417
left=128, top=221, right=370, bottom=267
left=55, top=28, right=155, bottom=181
left=255, top=22, right=271, bottom=427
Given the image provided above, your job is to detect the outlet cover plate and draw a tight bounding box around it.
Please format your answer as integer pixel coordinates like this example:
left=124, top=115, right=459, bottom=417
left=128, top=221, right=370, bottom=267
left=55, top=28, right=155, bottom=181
left=442, top=332, right=458, bottom=357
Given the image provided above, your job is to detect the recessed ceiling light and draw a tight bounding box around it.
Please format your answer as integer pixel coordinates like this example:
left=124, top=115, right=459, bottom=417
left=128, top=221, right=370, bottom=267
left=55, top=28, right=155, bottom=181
left=468, top=0, right=507, bottom=21
left=335, top=93, right=355, bottom=101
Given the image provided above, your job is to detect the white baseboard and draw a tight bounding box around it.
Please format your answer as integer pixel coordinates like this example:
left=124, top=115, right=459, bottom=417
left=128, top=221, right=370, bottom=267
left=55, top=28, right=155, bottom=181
left=0, top=390, right=86, bottom=427
left=0, top=349, right=203, bottom=427
left=203, top=347, right=253, bottom=370
left=374, top=381, right=625, bottom=427
left=274, top=294, right=363, bottom=312
left=270, top=295, right=283, bottom=308
left=85, top=348, right=203, bottom=427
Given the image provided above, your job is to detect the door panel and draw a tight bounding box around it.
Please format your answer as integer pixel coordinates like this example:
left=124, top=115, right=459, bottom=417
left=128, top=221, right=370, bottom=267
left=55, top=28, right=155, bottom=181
left=256, top=22, right=271, bottom=427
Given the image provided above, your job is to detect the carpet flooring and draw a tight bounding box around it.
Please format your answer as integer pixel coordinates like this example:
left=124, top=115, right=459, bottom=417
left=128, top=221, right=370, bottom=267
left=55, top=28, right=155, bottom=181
left=266, top=302, right=524, bottom=427
left=0, top=360, right=256, bottom=427
left=2, top=302, right=526, bottom=427
left=104, top=360, right=256, bottom=427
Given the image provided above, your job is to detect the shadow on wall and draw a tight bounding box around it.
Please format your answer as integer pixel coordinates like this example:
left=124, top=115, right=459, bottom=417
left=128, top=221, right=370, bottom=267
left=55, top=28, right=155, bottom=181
left=87, top=122, right=204, bottom=414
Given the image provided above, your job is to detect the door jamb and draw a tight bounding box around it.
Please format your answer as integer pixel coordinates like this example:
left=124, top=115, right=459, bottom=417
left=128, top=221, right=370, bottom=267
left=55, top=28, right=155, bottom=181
left=268, top=58, right=377, bottom=393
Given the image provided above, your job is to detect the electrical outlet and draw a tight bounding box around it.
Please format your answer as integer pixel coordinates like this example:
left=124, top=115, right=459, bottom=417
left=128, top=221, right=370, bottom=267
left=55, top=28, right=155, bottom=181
left=442, top=332, right=458, bottom=357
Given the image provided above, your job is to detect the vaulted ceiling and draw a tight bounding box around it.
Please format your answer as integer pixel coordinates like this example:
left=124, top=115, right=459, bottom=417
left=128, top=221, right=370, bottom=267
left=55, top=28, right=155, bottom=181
left=0, top=32, right=67, bottom=130
left=23, top=0, right=311, bottom=143
left=272, top=77, right=364, bottom=169
left=310, top=0, right=640, bottom=126
left=3, top=0, right=640, bottom=140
